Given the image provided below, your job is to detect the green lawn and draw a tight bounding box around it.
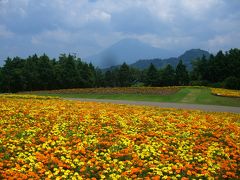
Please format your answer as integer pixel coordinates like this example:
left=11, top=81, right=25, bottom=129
left=38, top=87, right=240, bottom=107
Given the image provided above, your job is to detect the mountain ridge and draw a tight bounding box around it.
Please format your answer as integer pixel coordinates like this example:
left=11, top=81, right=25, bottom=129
left=105, top=49, right=210, bottom=70
left=85, top=38, right=177, bottom=68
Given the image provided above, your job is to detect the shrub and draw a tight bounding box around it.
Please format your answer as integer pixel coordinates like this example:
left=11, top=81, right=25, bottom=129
left=223, top=76, right=240, bottom=90
left=189, top=80, right=209, bottom=86
left=131, top=82, right=145, bottom=87
left=211, top=82, right=223, bottom=88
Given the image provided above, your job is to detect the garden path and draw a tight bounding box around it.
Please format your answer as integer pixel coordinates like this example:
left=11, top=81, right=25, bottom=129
left=65, top=98, right=240, bottom=114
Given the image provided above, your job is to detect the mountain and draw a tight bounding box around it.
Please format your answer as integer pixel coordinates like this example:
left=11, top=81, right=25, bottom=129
left=130, top=49, right=210, bottom=70
left=178, top=49, right=210, bottom=68
left=85, top=38, right=175, bottom=68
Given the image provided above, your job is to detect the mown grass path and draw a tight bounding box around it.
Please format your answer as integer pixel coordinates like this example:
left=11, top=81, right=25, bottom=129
left=178, top=88, right=240, bottom=107
left=65, top=98, right=240, bottom=113
left=180, top=88, right=202, bottom=103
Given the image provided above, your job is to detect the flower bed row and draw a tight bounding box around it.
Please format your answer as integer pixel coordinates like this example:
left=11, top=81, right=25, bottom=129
left=211, top=88, right=240, bottom=98
left=0, top=97, right=239, bottom=179
left=0, top=94, right=59, bottom=99
left=23, top=87, right=180, bottom=95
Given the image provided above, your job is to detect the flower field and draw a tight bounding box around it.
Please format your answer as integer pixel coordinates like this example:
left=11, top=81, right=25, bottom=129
left=211, top=88, right=240, bottom=98
left=0, top=97, right=239, bottom=179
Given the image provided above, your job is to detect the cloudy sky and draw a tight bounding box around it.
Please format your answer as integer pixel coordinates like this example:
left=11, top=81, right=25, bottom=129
left=0, top=0, right=240, bottom=64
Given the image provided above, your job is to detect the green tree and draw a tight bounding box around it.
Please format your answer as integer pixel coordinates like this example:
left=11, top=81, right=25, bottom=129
left=191, top=55, right=210, bottom=82
left=88, top=63, right=97, bottom=87
left=58, top=54, right=78, bottom=88
left=80, top=63, right=96, bottom=88
left=37, top=54, right=55, bottom=90
left=129, top=67, right=142, bottom=86
left=226, top=48, right=240, bottom=79
left=23, top=54, right=40, bottom=90
left=104, top=68, right=120, bottom=87
left=145, top=63, right=159, bottom=86
left=118, top=62, right=131, bottom=87
left=176, top=60, right=189, bottom=85
left=104, top=70, right=115, bottom=87
left=210, top=50, right=227, bottom=82
left=223, top=76, right=240, bottom=90
left=0, top=67, right=2, bottom=92
left=160, top=64, right=176, bottom=86
left=191, top=49, right=240, bottom=86
left=1, top=57, right=26, bottom=92
left=95, top=68, right=105, bottom=87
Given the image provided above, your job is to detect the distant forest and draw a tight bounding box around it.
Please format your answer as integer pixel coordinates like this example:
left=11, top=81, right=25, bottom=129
left=0, top=48, right=240, bottom=92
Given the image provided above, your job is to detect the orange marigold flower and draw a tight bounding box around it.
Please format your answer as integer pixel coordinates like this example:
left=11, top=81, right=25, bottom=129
left=130, top=167, right=140, bottom=174
left=39, top=137, right=47, bottom=142
left=187, top=170, right=192, bottom=176
left=152, top=175, right=160, bottom=180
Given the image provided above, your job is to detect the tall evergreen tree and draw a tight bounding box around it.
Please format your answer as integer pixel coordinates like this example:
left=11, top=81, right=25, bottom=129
left=37, top=54, right=55, bottom=90
left=1, top=57, right=25, bottom=92
left=104, top=68, right=120, bottom=87
left=23, top=54, right=40, bottom=90
left=191, top=55, right=210, bottom=82
left=0, top=67, right=2, bottom=92
left=160, top=64, right=176, bottom=86
left=225, top=48, right=240, bottom=79
left=118, top=62, right=131, bottom=87
left=104, top=70, right=115, bottom=87
left=95, top=68, right=105, bottom=87
left=129, top=67, right=142, bottom=85
left=58, top=54, right=78, bottom=88
left=145, top=63, right=159, bottom=86
left=80, top=63, right=95, bottom=88
left=212, top=50, right=227, bottom=82
left=176, top=60, right=189, bottom=85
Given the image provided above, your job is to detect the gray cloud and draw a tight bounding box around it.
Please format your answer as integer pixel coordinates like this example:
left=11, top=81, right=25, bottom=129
left=0, top=0, right=240, bottom=64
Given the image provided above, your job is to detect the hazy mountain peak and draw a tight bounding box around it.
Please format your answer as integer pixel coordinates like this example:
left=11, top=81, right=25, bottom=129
left=179, top=49, right=210, bottom=63
left=180, top=49, right=210, bottom=56
left=112, top=38, right=142, bottom=45
left=85, top=38, right=174, bottom=68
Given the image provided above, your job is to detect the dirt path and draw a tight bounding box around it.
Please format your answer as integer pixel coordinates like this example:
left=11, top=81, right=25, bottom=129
left=64, top=98, right=240, bottom=114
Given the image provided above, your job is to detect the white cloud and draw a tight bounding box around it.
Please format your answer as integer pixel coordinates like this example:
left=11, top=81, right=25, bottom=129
left=207, top=32, right=240, bottom=51
left=130, top=0, right=225, bottom=23
left=144, top=0, right=178, bottom=22
left=90, top=0, right=138, bottom=13
left=0, top=25, right=14, bottom=38
left=38, top=0, right=112, bottom=28
left=31, top=29, right=73, bottom=45
left=210, top=17, right=240, bottom=33
left=180, top=0, right=224, bottom=19
left=0, top=0, right=29, bottom=16
left=0, top=0, right=9, bottom=4
left=65, top=9, right=111, bottom=27
left=86, top=10, right=111, bottom=22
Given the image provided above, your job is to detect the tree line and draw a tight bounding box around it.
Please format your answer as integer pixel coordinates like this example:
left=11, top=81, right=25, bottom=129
left=191, top=48, right=240, bottom=89
left=0, top=54, right=98, bottom=92
left=0, top=48, right=239, bottom=92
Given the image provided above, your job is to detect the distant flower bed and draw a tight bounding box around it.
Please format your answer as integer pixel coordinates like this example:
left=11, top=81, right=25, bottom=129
left=0, top=94, right=59, bottom=99
left=25, top=87, right=180, bottom=95
left=0, top=98, right=239, bottom=179
left=211, top=88, right=240, bottom=98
